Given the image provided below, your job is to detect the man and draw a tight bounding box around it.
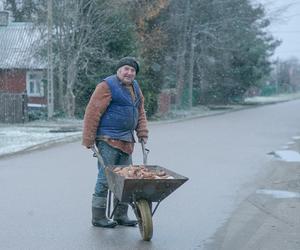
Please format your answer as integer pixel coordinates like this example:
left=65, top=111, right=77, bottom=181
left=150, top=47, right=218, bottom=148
left=82, top=57, right=149, bottom=228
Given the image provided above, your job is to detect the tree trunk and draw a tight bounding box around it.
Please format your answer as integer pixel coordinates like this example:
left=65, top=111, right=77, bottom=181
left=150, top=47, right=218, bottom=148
left=47, top=0, right=54, bottom=119
left=187, top=32, right=195, bottom=109
left=65, top=60, right=77, bottom=118
left=175, top=0, right=190, bottom=108
left=58, top=58, right=64, bottom=112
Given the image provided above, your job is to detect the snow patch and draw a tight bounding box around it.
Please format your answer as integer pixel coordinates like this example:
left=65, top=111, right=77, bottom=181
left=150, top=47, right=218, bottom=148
left=256, top=189, right=300, bottom=199
left=268, top=150, right=300, bottom=162
left=0, top=126, right=81, bottom=156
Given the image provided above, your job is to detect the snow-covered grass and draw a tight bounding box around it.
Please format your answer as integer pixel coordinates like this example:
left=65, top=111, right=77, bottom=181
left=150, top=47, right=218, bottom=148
left=154, top=92, right=300, bottom=121
left=0, top=92, right=299, bottom=158
left=0, top=119, right=82, bottom=157
left=244, top=92, right=300, bottom=104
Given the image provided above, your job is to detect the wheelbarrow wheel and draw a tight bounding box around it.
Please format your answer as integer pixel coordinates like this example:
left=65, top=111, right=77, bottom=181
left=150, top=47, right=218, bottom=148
left=136, top=199, right=153, bottom=241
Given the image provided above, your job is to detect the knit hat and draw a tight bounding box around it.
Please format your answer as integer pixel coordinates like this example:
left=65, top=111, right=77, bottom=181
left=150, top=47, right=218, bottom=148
left=116, top=57, right=139, bottom=74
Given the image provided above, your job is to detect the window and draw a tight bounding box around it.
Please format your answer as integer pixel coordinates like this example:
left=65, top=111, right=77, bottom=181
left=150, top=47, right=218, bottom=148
left=26, top=71, right=45, bottom=97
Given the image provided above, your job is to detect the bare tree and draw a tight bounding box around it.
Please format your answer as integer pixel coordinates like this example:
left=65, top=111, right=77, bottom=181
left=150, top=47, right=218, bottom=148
left=41, top=0, right=120, bottom=118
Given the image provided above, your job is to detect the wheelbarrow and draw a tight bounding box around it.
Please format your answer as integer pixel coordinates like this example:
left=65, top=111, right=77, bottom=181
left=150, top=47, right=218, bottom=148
left=91, top=142, right=188, bottom=241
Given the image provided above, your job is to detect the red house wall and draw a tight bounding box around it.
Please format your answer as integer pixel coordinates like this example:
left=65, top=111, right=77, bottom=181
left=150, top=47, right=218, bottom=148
left=0, top=69, right=47, bottom=107
left=0, top=69, right=26, bottom=93
left=158, top=92, right=171, bottom=114
left=28, top=96, right=47, bottom=105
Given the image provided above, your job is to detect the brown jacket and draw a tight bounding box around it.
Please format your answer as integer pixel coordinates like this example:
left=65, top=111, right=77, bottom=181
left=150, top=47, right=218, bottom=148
left=82, top=80, right=149, bottom=154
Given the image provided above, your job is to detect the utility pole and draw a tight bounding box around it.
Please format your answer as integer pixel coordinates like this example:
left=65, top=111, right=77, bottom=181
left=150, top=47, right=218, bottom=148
left=187, top=32, right=195, bottom=109
left=47, top=0, right=54, bottom=118
left=0, top=1, right=4, bottom=11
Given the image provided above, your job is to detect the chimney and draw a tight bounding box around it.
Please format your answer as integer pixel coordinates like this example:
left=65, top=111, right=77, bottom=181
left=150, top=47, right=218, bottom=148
left=0, top=11, right=8, bottom=26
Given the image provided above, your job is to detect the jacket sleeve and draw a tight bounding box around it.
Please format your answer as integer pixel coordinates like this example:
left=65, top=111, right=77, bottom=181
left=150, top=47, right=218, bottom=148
left=136, top=89, right=149, bottom=140
left=82, top=81, right=111, bottom=148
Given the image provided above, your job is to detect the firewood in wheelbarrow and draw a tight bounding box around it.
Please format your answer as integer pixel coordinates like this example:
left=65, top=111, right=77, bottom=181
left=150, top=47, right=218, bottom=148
left=112, top=165, right=173, bottom=179
left=140, top=169, right=154, bottom=179
left=156, top=170, right=166, bottom=176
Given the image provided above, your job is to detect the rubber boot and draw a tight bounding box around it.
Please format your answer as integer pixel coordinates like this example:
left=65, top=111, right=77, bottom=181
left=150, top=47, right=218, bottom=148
left=92, top=195, right=117, bottom=228
left=113, top=198, right=137, bottom=226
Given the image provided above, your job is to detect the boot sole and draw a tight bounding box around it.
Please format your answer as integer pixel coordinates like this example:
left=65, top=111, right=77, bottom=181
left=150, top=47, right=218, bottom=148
left=92, top=222, right=117, bottom=228
left=115, top=220, right=138, bottom=227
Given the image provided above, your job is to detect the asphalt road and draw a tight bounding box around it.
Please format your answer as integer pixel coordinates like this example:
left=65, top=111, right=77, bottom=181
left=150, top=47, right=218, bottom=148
left=1, top=100, right=300, bottom=250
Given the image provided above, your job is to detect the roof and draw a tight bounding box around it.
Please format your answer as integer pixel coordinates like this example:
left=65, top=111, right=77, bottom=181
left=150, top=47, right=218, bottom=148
left=0, top=22, right=46, bottom=69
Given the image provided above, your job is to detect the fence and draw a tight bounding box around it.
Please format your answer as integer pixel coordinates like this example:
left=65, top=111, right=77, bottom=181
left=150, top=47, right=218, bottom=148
left=0, top=92, right=28, bottom=123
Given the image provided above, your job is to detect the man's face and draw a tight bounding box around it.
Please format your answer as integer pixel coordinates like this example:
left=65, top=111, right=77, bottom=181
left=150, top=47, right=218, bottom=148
left=117, top=65, right=136, bottom=85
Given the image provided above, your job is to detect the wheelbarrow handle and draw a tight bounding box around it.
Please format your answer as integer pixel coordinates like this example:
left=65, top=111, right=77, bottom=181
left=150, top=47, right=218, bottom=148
left=91, top=145, right=106, bottom=168
left=141, top=140, right=150, bottom=165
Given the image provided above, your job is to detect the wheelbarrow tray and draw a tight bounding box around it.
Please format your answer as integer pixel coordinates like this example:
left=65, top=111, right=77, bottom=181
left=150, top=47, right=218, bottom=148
left=105, top=165, right=188, bottom=203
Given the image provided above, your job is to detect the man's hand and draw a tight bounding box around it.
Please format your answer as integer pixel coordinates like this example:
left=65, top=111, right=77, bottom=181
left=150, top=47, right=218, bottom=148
left=84, top=143, right=94, bottom=149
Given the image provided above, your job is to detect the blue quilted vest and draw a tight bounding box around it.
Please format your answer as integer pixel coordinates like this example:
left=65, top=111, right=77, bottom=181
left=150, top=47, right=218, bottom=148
left=96, top=75, right=141, bottom=142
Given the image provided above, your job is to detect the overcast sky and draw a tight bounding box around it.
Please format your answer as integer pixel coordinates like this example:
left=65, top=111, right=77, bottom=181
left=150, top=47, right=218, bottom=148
left=256, top=0, right=300, bottom=60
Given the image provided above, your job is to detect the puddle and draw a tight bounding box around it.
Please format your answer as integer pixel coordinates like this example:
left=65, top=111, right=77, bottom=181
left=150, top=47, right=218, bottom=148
left=256, top=189, right=300, bottom=199
left=268, top=150, right=300, bottom=162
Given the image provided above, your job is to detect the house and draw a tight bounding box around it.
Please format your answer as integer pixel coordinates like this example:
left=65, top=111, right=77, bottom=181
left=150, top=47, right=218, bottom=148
left=0, top=10, right=47, bottom=123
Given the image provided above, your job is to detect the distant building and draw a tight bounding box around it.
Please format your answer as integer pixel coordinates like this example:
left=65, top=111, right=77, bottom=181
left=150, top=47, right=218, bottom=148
left=0, top=10, right=47, bottom=122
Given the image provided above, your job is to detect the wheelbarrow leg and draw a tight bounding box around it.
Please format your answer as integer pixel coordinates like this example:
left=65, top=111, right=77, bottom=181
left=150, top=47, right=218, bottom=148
left=107, top=190, right=112, bottom=218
